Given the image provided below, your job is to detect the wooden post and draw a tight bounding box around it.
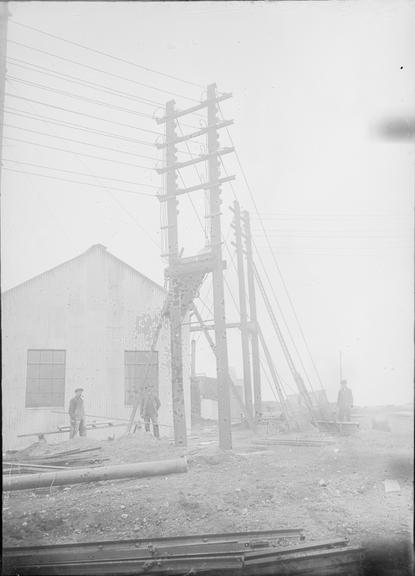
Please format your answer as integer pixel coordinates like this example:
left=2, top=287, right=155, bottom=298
left=207, top=84, right=232, bottom=449
left=233, top=201, right=253, bottom=419
left=243, top=210, right=262, bottom=419
left=0, top=3, right=10, bottom=195
left=165, top=100, right=187, bottom=447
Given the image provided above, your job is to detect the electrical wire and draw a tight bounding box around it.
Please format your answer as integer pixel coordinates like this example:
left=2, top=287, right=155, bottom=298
left=3, top=123, right=160, bottom=154
left=3, top=159, right=154, bottom=185
left=218, top=104, right=323, bottom=391
left=7, top=57, right=165, bottom=108
left=4, top=136, right=159, bottom=171
left=6, top=80, right=162, bottom=251
left=6, top=75, right=157, bottom=119
left=5, top=93, right=158, bottom=143
left=4, top=168, right=158, bottom=197
left=10, top=21, right=204, bottom=89
left=5, top=106, right=160, bottom=142
left=8, top=39, right=200, bottom=102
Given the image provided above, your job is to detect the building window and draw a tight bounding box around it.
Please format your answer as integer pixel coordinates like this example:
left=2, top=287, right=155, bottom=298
left=26, top=350, right=66, bottom=408
left=124, top=350, right=158, bottom=406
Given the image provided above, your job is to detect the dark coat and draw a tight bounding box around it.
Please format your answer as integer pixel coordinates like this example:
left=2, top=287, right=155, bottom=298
left=69, top=396, right=85, bottom=420
left=337, top=387, right=353, bottom=409
left=140, top=393, right=161, bottom=418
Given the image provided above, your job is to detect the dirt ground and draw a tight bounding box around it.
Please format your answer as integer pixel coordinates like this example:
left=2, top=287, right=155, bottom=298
left=3, top=407, right=413, bottom=574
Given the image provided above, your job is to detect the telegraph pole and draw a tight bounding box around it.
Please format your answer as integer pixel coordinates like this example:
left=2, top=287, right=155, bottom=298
left=156, top=84, right=234, bottom=449
left=207, top=83, right=232, bottom=449
left=232, top=200, right=253, bottom=419
left=165, top=99, right=187, bottom=447
left=0, top=2, right=10, bottom=194
left=243, top=210, right=262, bottom=419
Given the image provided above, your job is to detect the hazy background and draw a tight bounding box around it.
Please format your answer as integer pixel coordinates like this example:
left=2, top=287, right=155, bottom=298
left=2, top=1, right=414, bottom=407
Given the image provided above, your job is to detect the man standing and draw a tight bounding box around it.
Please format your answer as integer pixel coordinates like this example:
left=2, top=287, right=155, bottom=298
left=68, top=388, right=87, bottom=439
left=337, top=379, right=353, bottom=422
left=140, top=388, right=161, bottom=439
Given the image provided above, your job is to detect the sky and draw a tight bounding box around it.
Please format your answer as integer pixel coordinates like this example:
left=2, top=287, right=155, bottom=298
left=1, top=1, right=414, bottom=407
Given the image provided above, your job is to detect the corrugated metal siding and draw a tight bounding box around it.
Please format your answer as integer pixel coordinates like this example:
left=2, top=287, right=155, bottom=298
left=2, top=246, right=190, bottom=450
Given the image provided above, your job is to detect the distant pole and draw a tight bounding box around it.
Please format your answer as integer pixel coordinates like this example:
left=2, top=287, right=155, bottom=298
left=0, top=2, right=10, bottom=194
left=232, top=200, right=253, bottom=419
left=165, top=99, right=187, bottom=447
left=207, top=83, right=232, bottom=450
left=191, top=339, right=196, bottom=379
left=243, top=210, right=262, bottom=419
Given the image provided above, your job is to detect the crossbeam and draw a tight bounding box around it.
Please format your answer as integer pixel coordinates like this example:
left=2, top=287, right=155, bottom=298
left=189, top=322, right=241, bottom=332
left=155, top=120, right=233, bottom=149
left=156, top=147, right=234, bottom=174
left=156, top=93, right=232, bottom=124
left=157, top=176, right=235, bottom=201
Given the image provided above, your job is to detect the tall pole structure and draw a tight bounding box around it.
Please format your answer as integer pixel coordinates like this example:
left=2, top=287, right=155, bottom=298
left=243, top=210, right=262, bottom=419
left=156, top=85, right=234, bottom=449
left=165, top=99, right=187, bottom=447
left=0, top=2, right=10, bottom=194
left=232, top=200, right=253, bottom=420
left=207, top=83, right=232, bottom=450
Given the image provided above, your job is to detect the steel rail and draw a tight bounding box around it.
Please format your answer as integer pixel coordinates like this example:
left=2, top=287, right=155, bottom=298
left=3, top=528, right=305, bottom=560
left=3, top=543, right=363, bottom=576
left=6, top=538, right=348, bottom=566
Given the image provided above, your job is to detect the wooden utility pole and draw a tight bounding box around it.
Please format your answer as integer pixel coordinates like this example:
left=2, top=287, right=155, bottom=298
left=232, top=200, right=253, bottom=419
left=243, top=210, right=262, bottom=419
left=0, top=2, right=10, bottom=194
left=207, top=83, right=232, bottom=449
left=156, top=85, right=234, bottom=449
left=165, top=99, right=187, bottom=447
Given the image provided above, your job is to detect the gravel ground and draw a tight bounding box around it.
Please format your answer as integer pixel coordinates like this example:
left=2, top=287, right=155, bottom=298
left=3, top=409, right=413, bottom=575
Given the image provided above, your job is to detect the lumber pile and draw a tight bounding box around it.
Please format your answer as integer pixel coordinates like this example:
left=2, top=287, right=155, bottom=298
left=3, top=447, right=106, bottom=475
left=253, top=437, right=335, bottom=447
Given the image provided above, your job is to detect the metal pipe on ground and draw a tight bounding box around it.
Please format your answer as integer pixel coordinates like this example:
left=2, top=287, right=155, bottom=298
left=3, top=457, right=187, bottom=491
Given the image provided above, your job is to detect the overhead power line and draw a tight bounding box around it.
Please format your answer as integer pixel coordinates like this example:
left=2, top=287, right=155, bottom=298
left=6, top=75, right=157, bottom=119
left=5, top=93, right=158, bottom=148
left=3, top=168, right=158, bottom=197
left=4, top=136, right=161, bottom=173
left=7, top=40, right=200, bottom=103
left=7, top=57, right=165, bottom=108
left=4, top=108, right=160, bottom=159
left=10, top=20, right=204, bottom=89
left=4, top=94, right=201, bottom=155
left=218, top=104, right=323, bottom=390
left=3, top=159, right=154, bottom=185
left=3, top=123, right=159, bottom=158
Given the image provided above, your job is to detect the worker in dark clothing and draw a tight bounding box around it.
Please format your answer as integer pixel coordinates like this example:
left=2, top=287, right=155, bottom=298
left=68, top=388, right=87, bottom=438
left=140, top=389, right=161, bottom=439
left=337, top=379, right=353, bottom=422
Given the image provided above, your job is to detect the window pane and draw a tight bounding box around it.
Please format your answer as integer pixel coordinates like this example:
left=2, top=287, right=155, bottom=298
left=51, top=380, right=65, bottom=406
left=27, top=364, right=40, bottom=379
left=124, top=350, right=158, bottom=405
left=40, top=364, right=54, bottom=379
left=40, top=350, right=53, bottom=364
left=52, top=364, right=65, bottom=378
left=26, top=350, right=66, bottom=407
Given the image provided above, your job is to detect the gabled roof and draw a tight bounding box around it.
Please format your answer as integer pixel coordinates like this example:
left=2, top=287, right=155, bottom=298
left=2, top=244, right=166, bottom=296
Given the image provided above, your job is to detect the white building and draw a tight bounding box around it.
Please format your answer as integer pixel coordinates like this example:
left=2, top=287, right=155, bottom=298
left=1, top=244, right=191, bottom=450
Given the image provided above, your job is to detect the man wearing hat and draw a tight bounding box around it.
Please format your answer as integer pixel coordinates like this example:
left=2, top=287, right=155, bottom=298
left=337, top=379, right=353, bottom=422
left=140, top=387, right=161, bottom=439
left=68, top=387, right=87, bottom=438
